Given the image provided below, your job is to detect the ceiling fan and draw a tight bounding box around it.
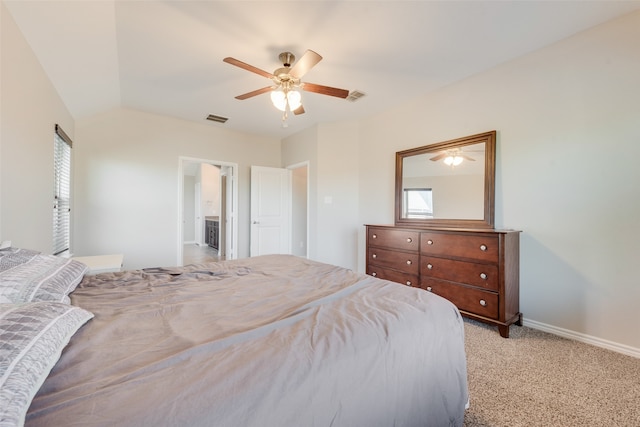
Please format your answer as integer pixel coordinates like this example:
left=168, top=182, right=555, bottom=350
left=430, top=149, right=477, bottom=167
left=223, top=50, right=349, bottom=117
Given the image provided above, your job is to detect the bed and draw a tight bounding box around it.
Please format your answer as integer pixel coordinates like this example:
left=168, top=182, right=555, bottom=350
left=1, top=251, right=468, bottom=426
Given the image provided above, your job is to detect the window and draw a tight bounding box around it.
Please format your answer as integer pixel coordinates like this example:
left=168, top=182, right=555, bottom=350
left=403, top=188, right=433, bottom=218
left=53, top=124, right=72, bottom=255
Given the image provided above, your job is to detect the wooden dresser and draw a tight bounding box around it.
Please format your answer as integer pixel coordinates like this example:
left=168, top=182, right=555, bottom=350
left=366, top=225, right=521, bottom=337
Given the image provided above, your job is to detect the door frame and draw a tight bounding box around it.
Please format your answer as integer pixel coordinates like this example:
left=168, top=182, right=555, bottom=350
left=287, top=161, right=310, bottom=259
left=178, top=156, right=238, bottom=265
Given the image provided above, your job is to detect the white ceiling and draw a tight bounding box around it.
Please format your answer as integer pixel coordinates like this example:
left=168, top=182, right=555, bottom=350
left=5, top=0, right=640, bottom=138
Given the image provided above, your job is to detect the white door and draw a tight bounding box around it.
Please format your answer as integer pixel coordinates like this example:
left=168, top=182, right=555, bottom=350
left=250, top=166, right=292, bottom=256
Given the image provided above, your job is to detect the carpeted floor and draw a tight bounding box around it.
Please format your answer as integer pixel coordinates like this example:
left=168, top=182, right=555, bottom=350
left=462, top=319, right=640, bottom=427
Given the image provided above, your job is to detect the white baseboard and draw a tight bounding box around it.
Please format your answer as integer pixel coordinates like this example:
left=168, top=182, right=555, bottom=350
left=523, top=319, right=640, bottom=359
left=183, top=240, right=196, bottom=245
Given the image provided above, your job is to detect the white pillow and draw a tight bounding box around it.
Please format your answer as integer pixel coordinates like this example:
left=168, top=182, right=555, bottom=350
left=0, top=248, right=40, bottom=273
left=0, top=302, right=93, bottom=426
left=0, top=253, right=88, bottom=304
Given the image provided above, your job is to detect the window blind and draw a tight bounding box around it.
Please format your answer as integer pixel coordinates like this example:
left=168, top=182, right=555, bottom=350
left=53, top=124, right=72, bottom=255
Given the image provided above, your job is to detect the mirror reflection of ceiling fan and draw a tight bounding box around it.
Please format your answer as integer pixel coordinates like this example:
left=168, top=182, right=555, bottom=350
left=430, top=149, right=478, bottom=166
left=223, top=50, right=349, bottom=119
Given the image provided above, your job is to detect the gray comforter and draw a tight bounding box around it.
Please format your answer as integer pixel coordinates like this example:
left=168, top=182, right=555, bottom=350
left=27, top=255, right=468, bottom=426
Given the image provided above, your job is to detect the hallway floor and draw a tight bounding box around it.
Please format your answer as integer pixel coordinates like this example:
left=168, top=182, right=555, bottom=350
left=183, top=243, right=222, bottom=265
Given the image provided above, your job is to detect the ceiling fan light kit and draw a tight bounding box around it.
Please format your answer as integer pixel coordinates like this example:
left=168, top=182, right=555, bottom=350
left=270, top=89, right=287, bottom=111
left=223, top=49, right=350, bottom=123
left=270, top=87, right=302, bottom=112
left=430, top=149, right=477, bottom=167
left=285, top=90, right=302, bottom=110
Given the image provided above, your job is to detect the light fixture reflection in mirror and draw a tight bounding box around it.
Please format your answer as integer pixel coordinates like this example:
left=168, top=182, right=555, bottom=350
left=444, top=155, right=463, bottom=166
left=435, top=148, right=476, bottom=167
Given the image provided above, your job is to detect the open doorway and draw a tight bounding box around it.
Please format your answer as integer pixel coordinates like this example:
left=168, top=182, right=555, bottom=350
left=178, top=157, right=238, bottom=266
left=289, top=161, right=309, bottom=258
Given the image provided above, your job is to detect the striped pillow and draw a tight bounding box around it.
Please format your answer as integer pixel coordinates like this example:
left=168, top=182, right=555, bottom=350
left=0, top=302, right=93, bottom=427
left=0, top=253, right=88, bottom=304
left=0, top=248, right=40, bottom=273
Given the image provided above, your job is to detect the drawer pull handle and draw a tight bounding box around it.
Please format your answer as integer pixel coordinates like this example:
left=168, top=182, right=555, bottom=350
left=406, top=281, right=412, bottom=286
left=372, top=254, right=377, bottom=259
left=480, top=273, right=487, bottom=280
left=372, top=234, right=377, bottom=239
left=372, top=272, right=377, bottom=277
left=406, top=238, right=412, bottom=243
left=427, top=239, right=434, bottom=245
left=406, top=260, right=412, bottom=265
left=479, top=299, right=487, bottom=307
left=427, top=263, right=433, bottom=270
left=426, top=286, right=432, bottom=292
left=480, top=244, right=487, bottom=251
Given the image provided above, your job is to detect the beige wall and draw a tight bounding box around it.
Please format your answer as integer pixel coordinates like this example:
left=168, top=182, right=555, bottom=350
left=290, top=164, right=308, bottom=257
left=0, top=3, right=75, bottom=252
left=74, top=108, right=280, bottom=268
left=316, top=122, right=360, bottom=269
left=182, top=175, right=196, bottom=243
left=200, top=163, right=220, bottom=217
left=282, top=126, right=319, bottom=259
left=282, top=121, right=360, bottom=269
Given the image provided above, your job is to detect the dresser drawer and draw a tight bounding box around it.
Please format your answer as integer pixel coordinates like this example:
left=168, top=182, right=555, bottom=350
left=421, top=279, right=499, bottom=319
left=368, top=227, right=420, bottom=252
left=420, top=231, right=498, bottom=263
left=368, top=247, right=419, bottom=275
left=421, top=256, right=498, bottom=291
left=367, top=265, right=418, bottom=287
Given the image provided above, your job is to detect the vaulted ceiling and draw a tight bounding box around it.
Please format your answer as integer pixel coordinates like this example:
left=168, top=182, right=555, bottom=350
left=5, top=1, right=640, bottom=138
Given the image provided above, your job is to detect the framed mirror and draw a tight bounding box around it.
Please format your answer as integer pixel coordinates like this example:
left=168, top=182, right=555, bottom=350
left=395, top=130, right=496, bottom=229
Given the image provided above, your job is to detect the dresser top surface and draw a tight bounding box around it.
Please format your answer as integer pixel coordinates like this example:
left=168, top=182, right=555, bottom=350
left=365, top=224, right=521, bottom=234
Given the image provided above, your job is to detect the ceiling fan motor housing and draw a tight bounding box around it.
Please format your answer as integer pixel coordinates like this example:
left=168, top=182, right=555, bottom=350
left=274, top=52, right=297, bottom=82
left=278, top=52, right=295, bottom=67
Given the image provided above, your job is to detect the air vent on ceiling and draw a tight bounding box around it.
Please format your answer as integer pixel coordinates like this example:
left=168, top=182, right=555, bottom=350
left=206, top=114, right=228, bottom=123
left=346, top=90, right=366, bottom=102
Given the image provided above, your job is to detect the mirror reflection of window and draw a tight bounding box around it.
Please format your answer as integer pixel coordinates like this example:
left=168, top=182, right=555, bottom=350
left=403, top=188, right=433, bottom=218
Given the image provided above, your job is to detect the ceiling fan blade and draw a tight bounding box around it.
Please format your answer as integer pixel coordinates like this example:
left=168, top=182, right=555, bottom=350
left=462, top=155, right=476, bottom=161
left=302, top=82, right=349, bottom=99
left=293, top=105, right=305, bottom=115
left=223, top=57, right=273, bottom=79
left=430, top=153, right=448, bottom=161
left=289, top=50, right=322, bottom=79
left=235, top=86, right=273, bottom=100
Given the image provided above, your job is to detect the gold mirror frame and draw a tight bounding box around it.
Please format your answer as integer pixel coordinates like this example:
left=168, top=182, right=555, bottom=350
left=395, top=130, right=496, bottom=229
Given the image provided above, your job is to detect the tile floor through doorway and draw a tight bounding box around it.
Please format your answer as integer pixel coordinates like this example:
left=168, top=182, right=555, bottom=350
left=183, top=243, right=222, bottom=265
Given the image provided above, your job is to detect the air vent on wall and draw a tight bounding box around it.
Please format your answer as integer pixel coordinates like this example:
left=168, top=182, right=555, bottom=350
left=206, top=114, right=228, bottom=123
left=346, top=90, right=366, bottom=102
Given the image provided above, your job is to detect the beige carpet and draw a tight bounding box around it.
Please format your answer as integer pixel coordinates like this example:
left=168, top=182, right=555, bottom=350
left=462, top=319, right=640, bottom=427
